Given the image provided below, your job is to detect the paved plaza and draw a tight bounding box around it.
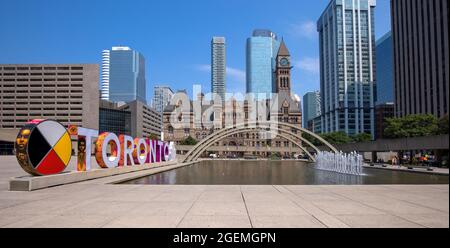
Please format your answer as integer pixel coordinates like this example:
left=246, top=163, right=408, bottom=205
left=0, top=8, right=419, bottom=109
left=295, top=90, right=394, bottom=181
left=0, top=156, right=448, bottom=228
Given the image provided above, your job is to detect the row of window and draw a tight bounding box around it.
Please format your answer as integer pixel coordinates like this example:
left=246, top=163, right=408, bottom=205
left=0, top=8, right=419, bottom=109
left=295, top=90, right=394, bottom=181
left=0, top=73, right=83, bottom=76
left=0, top=78, right=83, bottom=82
left=0, top=67, right=84, bottom=71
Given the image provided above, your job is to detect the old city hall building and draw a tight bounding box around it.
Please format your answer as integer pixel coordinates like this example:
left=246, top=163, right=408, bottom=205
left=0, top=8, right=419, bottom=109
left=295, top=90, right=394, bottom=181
left=163, top=40, right=304, bottom=158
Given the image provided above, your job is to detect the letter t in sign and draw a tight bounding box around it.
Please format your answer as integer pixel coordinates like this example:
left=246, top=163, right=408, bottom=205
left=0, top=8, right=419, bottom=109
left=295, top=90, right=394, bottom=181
left=77, top=127, right=98, bottom=171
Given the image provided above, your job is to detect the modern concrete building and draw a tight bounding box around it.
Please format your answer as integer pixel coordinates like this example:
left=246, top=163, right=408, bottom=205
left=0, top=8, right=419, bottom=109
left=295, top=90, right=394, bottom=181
left=100, top=99, right=161, bottom=139
left=376, top=32, right=394, bottom=105
left=153, top=85, right=174, bottom=114
left=317, top=0, right=376, bottom=137
left=103, top=46, right=147, bottom=103
left=246, top=29, right=281, bottom=99
left=0, top=64, right=99, bottom=129
left=0, top=64, right=99, bottom=154
left=211, top=37, right=226, bottom=102
left=303, top=91, right=321, bottom=129
left=391, top=0, right=449, bottom=118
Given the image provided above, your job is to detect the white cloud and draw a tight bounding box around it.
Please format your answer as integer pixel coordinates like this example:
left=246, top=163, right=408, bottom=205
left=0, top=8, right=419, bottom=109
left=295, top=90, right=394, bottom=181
left=195, top=64, right=211, bottom=72
left=195, top=64, right=246, bottom=83
left=289, top=20, right=317, bottom=40
left=226, top=67, right=246, bottom=84
left=295, top=57, right=320, bottom=74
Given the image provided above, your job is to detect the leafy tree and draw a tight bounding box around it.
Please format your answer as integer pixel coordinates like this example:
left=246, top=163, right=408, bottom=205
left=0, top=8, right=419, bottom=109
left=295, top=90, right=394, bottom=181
left=269, top=152, right=281, bottom=160
left=384, top=114, right=439, bottom=138
left=302, top=133, right=322, bottom=146
left=148, top=133, right=159, bottom=140
left=180, top=136, right=198, bottom=146
left=320, top=132, right=353, bottom=145
left=352, top=133, right=372, bottom=143
left=438, top=114, right=449, bottom=134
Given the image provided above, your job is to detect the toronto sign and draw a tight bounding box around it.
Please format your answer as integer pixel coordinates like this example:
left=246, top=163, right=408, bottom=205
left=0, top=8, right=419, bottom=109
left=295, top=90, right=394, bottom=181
left=15, top=119, right=176, bottom=176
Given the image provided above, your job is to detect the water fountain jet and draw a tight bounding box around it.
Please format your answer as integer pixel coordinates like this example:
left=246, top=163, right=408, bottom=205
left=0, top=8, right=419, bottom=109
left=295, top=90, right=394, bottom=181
left=315, top=151, right=365, bottom=176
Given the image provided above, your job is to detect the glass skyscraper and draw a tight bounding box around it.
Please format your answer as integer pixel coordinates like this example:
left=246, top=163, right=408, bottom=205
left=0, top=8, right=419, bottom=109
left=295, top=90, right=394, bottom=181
left=376, top=31, right=394, bottom=105
left=318, top=0, right=376, bottom=137
left=211, top=37, right=226, bottom=102
left=104, top=47, right=147, bottom=103
left=246, top=29, right=280, bottom=99
left=153, top=86, right=174, bottom=114
left=303, top=91, right=322, bottom=128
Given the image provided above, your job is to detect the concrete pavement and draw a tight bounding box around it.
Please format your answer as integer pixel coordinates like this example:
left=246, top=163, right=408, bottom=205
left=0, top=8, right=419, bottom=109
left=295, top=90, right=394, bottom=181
left=0, top=156, right=448, bottom=228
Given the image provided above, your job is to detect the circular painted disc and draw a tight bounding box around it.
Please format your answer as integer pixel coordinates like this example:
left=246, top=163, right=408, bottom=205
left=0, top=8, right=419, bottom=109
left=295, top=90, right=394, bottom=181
left=16, top=120, right=72, bottom=176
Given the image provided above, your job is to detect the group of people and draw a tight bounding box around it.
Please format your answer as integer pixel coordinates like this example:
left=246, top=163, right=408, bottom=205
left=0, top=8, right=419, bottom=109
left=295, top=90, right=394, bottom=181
left=390, top=153, right=434, bottom=167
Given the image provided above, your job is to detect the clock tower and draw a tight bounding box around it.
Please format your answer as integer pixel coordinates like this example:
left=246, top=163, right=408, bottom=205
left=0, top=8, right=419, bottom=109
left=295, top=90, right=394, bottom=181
left=275, top=39, right=292, bottom=94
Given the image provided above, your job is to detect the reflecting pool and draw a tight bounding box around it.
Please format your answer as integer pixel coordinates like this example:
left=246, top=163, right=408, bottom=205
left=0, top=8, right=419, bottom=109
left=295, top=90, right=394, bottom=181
left=121, top=160, right=449, bottom=185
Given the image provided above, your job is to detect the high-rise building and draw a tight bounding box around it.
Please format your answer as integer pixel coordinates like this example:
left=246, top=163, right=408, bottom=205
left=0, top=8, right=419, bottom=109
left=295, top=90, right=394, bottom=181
left=103, top=46, right=147, bottom=103
left=303, top=91, right=322, bottom=129
left=211, top=37, right=226, bottom=102
left=153, top=86, right=174, bottom=114
left=376, top=32, right=394, bottom=105
left=246, top=29, right=281, bottom=99
left=101, top=50, right=110, bottom=100
left=391, top=0, right=449, bottom=118
left=317, top=0, right=376, bottom=137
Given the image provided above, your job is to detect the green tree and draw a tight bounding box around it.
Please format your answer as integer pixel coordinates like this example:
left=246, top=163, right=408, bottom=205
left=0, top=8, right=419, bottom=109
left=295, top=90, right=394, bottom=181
left=180, top=136, right=198, bottom=146
left=320, top=132, right=353, bottom=145
left=303, top=133, right=322, bottom=146
left=269, top=152, right=281, bottom=160
left=438, top=114, right=449, bottom=134
left=384, top=114, right=439, bottom=138
left=148, top=133, right=159, bottom=140
left=352, top=133, right=372, bottom=143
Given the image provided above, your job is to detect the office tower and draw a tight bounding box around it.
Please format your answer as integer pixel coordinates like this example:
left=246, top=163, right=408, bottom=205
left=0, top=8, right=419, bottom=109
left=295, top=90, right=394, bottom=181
left=101, top=50, right=110, bottom=100
left=375, top=32, right=394, bottom=105
left=211, top=37, right=226, bottom=102
left=391, top=0, right=449, bottom=118
left=103, top=46, right=146, bottom=103
left=153, top=86, right=174, bottom=114
left=303, top=91, right=322, bottom=129
left=0, top=64, right=99, bottom=154
left=246, top=29, right=281, bottom=99
left=317, top=0, right=376, bottom=136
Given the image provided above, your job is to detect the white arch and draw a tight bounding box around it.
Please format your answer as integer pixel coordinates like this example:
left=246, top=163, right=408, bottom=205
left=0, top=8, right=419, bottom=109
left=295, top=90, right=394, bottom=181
left=183, top=121, right=337, bottom=162
left=189, top=128, right=316, bottom=162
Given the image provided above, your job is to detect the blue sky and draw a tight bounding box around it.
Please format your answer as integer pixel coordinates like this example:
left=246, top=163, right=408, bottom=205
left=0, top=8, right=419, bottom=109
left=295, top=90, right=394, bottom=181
left=0, top=0, right=391, bottom=103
